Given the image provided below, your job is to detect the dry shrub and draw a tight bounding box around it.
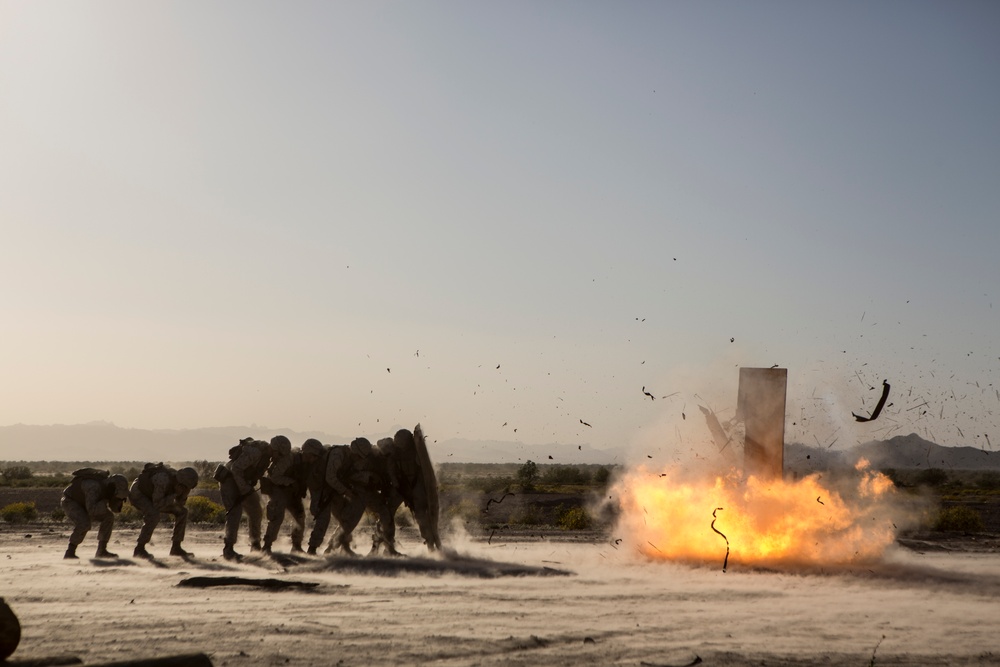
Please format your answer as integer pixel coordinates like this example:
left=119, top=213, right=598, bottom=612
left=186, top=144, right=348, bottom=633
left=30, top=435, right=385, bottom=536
left=1, top=501, right=38, bottom=523
left=186, top=496, right=225, bottom=524
left=557, top=506, right=592, bottom=531
left=934, top=506, right=984, bottom=533
left=117, top=503, right=143, bottom=524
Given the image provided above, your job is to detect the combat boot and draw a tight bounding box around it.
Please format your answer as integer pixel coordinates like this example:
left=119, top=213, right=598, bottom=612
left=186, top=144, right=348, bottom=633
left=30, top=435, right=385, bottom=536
left=306, top=545, right=318, bottom=555
left=250, top=540, right=262, bottom=552
left=64, top=544, right=78, bottom=559
left=95, top=542, right=118, bottom=558
left=290, top=540, right=304, bottom=554
left=261, top=538, right=273, bottom=554
left=133, top=544, right=152, bottom=559
left=223, top=541, right=242, bottom=561
left=169, top=542, right=192, bottom=558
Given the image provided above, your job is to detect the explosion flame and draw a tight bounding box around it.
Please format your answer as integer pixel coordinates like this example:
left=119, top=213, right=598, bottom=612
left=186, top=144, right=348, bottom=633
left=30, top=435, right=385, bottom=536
left=613, top=458, right=902, bottom=569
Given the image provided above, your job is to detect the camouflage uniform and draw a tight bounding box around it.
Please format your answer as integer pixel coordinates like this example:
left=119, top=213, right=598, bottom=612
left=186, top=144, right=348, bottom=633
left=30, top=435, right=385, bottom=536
left=129, top=464, right=199, bottom=558
left=262, top=436, right=307, bottom=553
left=60, top=470, right=129, bottom=559
left=217, top=438, right=272, bottom=560
left=301, top=438, right=386, bottom=555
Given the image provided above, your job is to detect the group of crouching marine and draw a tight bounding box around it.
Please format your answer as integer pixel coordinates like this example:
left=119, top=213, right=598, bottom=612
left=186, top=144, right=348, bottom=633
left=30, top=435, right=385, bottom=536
left=60, top=425, right=441, bottom=562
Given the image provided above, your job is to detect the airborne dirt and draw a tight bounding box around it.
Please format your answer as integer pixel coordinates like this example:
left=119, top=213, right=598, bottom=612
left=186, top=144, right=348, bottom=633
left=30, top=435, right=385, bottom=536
left=2, top=525, right=999, bottom=666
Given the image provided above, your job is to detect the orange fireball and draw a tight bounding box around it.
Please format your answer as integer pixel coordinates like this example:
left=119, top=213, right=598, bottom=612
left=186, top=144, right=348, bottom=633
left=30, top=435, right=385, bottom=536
left=613, top=459, right=900, bottom=568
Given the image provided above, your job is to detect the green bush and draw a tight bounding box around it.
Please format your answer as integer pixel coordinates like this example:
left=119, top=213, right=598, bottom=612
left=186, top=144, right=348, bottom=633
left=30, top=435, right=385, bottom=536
left=117, top=502, right=143, bottom=524
left=2, top=466, right=33, bottom=482
left=1, top=501, right=38, bottom=523
left=934, top=506, right=984, bottom=532
left=976, top=471, right=1000, bottom=490
left=516, top=460, right=538, bottom=492
left=541, top=465, right=591, bottom=486
left=186, top=496, right=226, bottom=524
left=50, top=508, right=66, bottom=522
left=557, top=506, right=592, bottom=531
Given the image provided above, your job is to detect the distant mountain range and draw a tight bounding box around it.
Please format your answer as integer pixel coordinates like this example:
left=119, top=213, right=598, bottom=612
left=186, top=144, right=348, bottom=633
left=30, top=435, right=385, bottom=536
left=1, top=423, right=996, bottom=470
left=0, top=422, right=627, bottom=465
left=786, top=432, right=1000, bottom=472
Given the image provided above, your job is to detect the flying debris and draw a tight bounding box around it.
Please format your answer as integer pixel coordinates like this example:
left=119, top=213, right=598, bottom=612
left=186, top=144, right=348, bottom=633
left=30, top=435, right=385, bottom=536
left=485, top=493, right=514, bottom=513
left=710, top=508, right=730, bottom=572
left=642, top=387, right=655, bottom=400
left=580, top=419, right=592, bottom=428
left=853, top=380, right=891, bottom=422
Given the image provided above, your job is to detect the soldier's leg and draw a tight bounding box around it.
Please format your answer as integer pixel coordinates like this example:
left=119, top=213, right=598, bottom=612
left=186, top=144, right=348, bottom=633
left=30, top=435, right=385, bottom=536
left=130, top=493, right=160, bottom=558
left=263, top=490, right=289, bottom=551
left=329, top=496, right=366, bottom=555
left=61, top=498, right=90, bottom=558
left=367, top=492, right=399, bottom=556
left=169, top=505, right=190, bottom=556
left=308, top=504, right=332, bottom=554
left=95, top=510, right=117, bottom=558
left=288, top=494, right=306, bottom=552
left=243, top=490, right=263, bottom=549
left=220, top=479, right=243, bottom=559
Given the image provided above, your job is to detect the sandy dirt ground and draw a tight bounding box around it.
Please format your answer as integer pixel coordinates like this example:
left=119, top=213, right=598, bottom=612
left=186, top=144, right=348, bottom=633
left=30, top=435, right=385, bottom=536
left=2, top=525, right=999, bottom=667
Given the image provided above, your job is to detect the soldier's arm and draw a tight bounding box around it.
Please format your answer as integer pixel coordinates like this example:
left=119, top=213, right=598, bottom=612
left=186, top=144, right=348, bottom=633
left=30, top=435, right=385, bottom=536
left=268, top=456, right=295, bottom=487
left=171, top=486, right=191, bottom=509
left=151, top=472, right=173, bottom=506
left=324, top=449, right=353, bottom=499
left=230, top=450, right=260, bottom=495
left=83, top=481, right=110, bottom=518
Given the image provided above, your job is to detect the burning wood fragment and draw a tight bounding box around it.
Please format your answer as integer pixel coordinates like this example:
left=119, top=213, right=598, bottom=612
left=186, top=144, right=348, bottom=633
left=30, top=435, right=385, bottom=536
left=853, top=380, right=890, bottom=422
left=710, top=508, right=730, bottom=572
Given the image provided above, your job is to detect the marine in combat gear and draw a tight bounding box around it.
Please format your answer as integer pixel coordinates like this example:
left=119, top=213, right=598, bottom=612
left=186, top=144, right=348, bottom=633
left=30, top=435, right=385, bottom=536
left=301, top=437, right=393, bottom=555
left=129, top=463, right=200, bottom=559
left=261, top=435, right=307, bottom=553
left=60, top=468, right=129, bottom=559
left=215, top=437, right=273, bottom=560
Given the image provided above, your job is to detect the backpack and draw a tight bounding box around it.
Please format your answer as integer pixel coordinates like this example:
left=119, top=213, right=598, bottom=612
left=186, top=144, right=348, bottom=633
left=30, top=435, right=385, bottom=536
left=229, top=437, right=255, bottom=461
left=71, top=468, right=110, bottom=481
left=136, top=462, right=175, bottom=498
left=66, top=468, right=111, bottom=505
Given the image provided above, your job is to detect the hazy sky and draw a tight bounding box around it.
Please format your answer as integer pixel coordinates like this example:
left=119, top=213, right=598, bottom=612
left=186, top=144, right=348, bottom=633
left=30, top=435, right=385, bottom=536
left=2, top=2, right=998, bottom=453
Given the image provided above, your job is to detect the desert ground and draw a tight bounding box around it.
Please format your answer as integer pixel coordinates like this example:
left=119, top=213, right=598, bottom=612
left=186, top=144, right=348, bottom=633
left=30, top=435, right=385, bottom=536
left=1, top=522, right=999, bottom=667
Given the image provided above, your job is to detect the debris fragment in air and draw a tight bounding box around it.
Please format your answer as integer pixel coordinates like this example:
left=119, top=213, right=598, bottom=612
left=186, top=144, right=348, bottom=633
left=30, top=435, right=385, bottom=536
left=853, top=380, right=890, bottom=422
